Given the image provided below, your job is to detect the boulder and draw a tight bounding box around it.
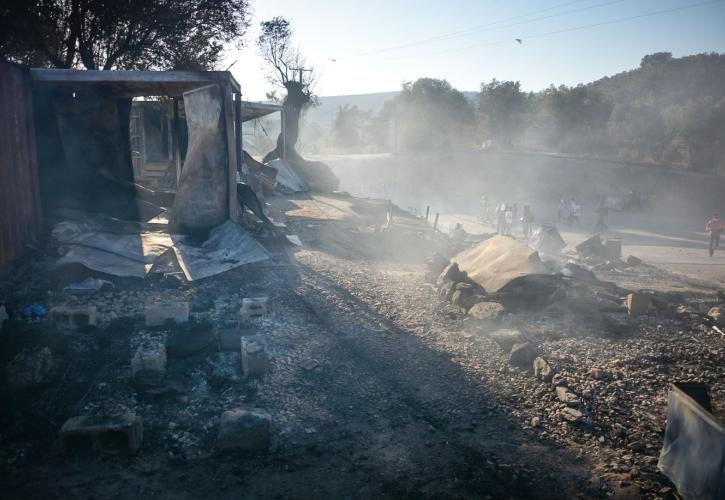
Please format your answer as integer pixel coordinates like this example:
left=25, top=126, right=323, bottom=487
left=533, top=357, right=554, bottom=382
left=509, top=342, right=538, bottom=369
left=217, top=408, right=271, bottom=452
left=468, top=302, right=505, bottom=321
left=437, top=281, right=457, bottom=301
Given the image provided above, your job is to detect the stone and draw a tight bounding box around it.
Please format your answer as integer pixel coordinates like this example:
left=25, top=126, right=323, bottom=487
left=468, top=302, right=505, bottom=321
left=509, top=342, right=538, bottom=369
left=626, top=255, right=642, bottom=267
left=562, top=263, right=598, bottom=283
left=217, top=408, right=271, bottom=452
left=51, top=305, right=97, bottom=330
left=625, top=293, right=651, bottom=317
left=489, top=329, right=527, bottom=353
left=165, top=322, right=215, bottom=357
left=217, top=327, right=256, bottom=351
left=241, top=338, right=269, bottom=378
left=533, top=357, right=554, bottom=382
left=144, top=300, right=189, bottom=327
left=238, top=297, right=269, bottom=324
left=131, top=342, right=166, bottom=387
left=531, top=416, right=541, bottom=428
left=589, top=367, right=609, bottom=380
left=707, top=305, right=725, bottom=325
left=60, top=413, right=142, bottom=454
left=556, top=386, right=581, bottom=405
left=6, top=347, right=53, bottom=388
left=451, top=288, right=481, bottom=311
left=560, top=407, right=583, bottom=423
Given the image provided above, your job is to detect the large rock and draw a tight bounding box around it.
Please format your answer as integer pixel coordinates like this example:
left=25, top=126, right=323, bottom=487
left=217, top=408, right=271, bottom=452
left=468, top=302, right=505, bottom=321
left=533, top=357, right=554, bottom=382
left=707, top=306, right=725, bottom=325
left=6, top=347, right=53, bottom=388
left=489, top=329, right=527, bottom=353
left=509, top=342, right=538, bottom=369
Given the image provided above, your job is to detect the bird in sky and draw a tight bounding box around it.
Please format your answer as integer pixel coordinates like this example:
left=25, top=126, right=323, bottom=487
left=515, top=38, right=522, bottom=44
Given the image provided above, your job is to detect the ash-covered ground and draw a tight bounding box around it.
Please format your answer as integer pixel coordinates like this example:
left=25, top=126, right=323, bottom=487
left=0, top=193, right=723, bottom=499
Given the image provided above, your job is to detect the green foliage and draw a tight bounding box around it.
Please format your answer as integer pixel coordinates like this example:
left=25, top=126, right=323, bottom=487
left=380, top=78, right=477, bottom=151
left=478, top=79, right=529, bottom=147
left=0, top=0, right=251, bottom=70
left=332, top=105, right=372, bottom=150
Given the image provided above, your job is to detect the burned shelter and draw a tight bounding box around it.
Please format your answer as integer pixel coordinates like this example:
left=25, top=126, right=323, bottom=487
left=0, top=61, right=282, bottom=272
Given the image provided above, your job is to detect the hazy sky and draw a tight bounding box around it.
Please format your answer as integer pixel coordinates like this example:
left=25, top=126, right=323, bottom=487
left=223, top=0, right=725, bottom=100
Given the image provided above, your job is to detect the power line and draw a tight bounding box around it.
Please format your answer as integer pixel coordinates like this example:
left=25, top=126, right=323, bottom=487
left=341, top=0, right=591, bottom=60
left=365, top=0, right=723, bottom=63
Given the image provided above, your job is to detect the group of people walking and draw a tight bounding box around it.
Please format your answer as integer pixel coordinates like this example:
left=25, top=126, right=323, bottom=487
left=494, top=202, right=535, bottom=238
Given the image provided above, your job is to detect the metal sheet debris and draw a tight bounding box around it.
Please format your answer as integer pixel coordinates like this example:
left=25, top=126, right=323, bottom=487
left=451, top=234, right=553, bottom=294
left=172, top=220, right=269, bottom=281
left=266, top=158, right=307, bottom=193
left=658, top=383, right=725, bottom=500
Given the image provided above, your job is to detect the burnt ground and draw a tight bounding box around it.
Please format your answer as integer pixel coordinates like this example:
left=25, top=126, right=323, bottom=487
left=0, top=193, right=723, bottom=499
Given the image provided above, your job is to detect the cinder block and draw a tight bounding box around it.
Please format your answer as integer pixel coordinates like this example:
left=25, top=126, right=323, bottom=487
left=238, top=297, right=268, bottom=324
left=241, top=337, right=269, bottom=378
left=51, top=305, right=97, bottom=330
left=131, top=342, right=166, bottom=386
left=60, top=414, right=142, bottom=454
left=626, top=293, right=651, bottom=317
left=144, top=301, right=189, bottom=327
left=217, top=408, right=271, bottom=452
left=604, top=238, right=622, bottom=260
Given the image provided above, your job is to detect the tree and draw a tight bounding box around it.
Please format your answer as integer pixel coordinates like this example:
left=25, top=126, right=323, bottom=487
left=478, top=79, right=529, bottom=147
left=0, top=0, right=250, bottom=70
left=332, top=104, right=371, bottom=150
left=257, top=16, right=316, bottom=163
left=380, top=78, right=476, bottom=152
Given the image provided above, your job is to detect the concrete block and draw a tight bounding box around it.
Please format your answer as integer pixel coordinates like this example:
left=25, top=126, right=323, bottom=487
left=604, top=238, right=622, bottom=261
left=241, top=337, right=269, bottom=378
left=626, top=293, right=651, bottom=317
left=144, top=300, right=189, bottom=327
left=51, top=305, right=97, bottom=330
left=60, top=414, right=142, bottom=454
left=238, top=297, right=268, bottom=324
left=6, top=347, right=53, bottom=388
left=131, top=342, right=166, bottom=386
left=217, top=408, right=271, bottom=452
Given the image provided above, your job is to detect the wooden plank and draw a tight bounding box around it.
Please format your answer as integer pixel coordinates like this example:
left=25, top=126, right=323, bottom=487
left=222, top=83, right=239, bottom=222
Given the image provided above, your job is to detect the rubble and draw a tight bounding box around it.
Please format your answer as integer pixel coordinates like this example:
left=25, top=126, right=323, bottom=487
left=707, top=305, right=725, bottom=325
left=560, top=407, right=584, bottom=423
left=60, top=414, right=143, bottom=454
left=6, top=347, right=53, bottom=388
left=217, top=408, right=271, bottom=452
left=144, top=300, right=189, bottom=327
left=626, top=255, right=643, bottom=267
left=488, top=329, right=529, bottom=353
left=165, top=322, right=215, bottom=357
left=0, top=305, right=7, bottom=329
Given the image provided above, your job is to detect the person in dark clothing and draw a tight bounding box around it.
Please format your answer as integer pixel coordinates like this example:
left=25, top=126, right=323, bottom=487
left=595, top=201, right=609, bottom=233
